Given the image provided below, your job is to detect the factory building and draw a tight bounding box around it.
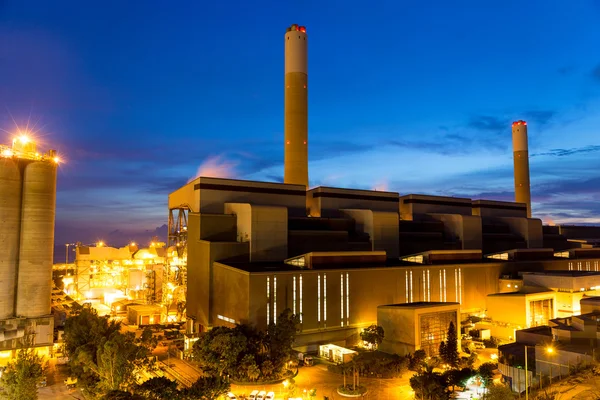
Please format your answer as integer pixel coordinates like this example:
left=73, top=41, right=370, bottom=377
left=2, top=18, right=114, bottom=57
left=166, top=23, right=600, bottom=353
left=0, top=135, right=59, bottom=359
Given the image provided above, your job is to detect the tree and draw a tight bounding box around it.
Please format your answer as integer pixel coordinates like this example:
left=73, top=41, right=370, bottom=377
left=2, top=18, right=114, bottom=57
left=484, top=384, right=516, bottom=400
left=64, top=308, right=156, bottom=395
left=266, top=308, right=300, bottom=372
left=134, top=377, right=179, bottom=399
left=478, top=362, right=498, bottom=387
left=443, top=368, right=475, bottom=393
left=440, top=321, right=459, bottom=367
left=181, top=376, right=230, bottom=400
left=360, top=325, right=385, bottom=350
left=0, top=345, right=44, bottom=400
left=409, top=365, right=449, bottom=400
left=409, top=349, right=427, bottom=371
left=103, top=391, right=145, bottom=400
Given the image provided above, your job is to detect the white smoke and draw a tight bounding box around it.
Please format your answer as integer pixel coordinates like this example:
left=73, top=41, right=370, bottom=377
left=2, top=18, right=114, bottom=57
left=188, top=155, right=239, bottom=183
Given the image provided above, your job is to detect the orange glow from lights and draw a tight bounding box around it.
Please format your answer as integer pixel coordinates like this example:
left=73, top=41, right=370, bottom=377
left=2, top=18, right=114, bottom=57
left=299, top=26, right=306, bottom=33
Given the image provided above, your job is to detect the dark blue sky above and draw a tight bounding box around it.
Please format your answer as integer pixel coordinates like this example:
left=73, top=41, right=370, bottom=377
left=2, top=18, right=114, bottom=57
left=2, top=1, right=600, bottom=246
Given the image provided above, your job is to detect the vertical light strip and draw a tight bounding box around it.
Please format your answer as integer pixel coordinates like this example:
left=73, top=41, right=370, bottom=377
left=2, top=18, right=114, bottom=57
left=405, top=271, right=409, bottom=303
left=340, top=274, right=344, bottom=327
left=443, top=269, right=447, bottom=302
left=409, top=270, right=413, bottom=303
left=439, top=271, right=443, bottom=301
left=273, top=275, right=277, bottom=324
left=293, top=276, right=297, bottom=315
left=458, top=268, right=462, bottom=304
left=427, top=270, right=431, bottom=301
left=346, top=273, right=349, bottom=326
left=317, top=275, right=321, bottom=322
left=422, top=271, right=426, bottom=302
left=324, top=273, right=327, bottom=323
left=299, top=274, right=303, bottom=323
left=267, top=276, right=270, bottom=326
left=455, top=269, right=458, bottom=302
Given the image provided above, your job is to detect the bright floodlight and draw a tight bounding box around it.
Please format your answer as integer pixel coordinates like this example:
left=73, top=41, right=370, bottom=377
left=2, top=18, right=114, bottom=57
left=546, top=346, right=554, bottom=354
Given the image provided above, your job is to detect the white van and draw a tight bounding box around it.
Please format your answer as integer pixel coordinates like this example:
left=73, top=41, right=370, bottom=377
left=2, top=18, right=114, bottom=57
left=265, top=392, right=275, bottom=400
left=249, top=390, right=259, bottom=400
left=257, top=391, right=267, bottom=400
left=226, top=393, right=237, bottom=400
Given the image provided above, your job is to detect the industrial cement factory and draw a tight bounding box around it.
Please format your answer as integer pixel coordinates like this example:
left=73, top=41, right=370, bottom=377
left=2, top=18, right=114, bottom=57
left=2, top=23, right=600, bottom=364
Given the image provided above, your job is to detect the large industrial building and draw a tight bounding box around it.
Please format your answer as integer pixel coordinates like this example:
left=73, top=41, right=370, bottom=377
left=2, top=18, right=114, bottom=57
left=166, top=24, right=600, bottom=353
left=0, top=135, right=59, bottom=359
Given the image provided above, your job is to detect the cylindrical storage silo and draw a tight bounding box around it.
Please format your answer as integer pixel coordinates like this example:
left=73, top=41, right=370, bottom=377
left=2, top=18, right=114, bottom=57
left=16, top=161, right=57, bottom=317
left=0, top=158, right=23, bottom=319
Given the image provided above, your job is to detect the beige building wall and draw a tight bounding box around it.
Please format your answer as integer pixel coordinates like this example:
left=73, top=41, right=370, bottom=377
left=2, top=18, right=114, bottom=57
left=400, top=194, right=472, bottom=220
left=428, top=214, right=483, bottom=250
left=307, top=187, right=399, bottom=218
left=487, top=291, right=556, bottom=328
left=340, top=209, right=400, bottom=258
left=472, top=200, right=527, bottom=218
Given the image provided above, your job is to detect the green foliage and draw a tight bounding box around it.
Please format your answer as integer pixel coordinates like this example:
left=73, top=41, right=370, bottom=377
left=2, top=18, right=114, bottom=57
left=409, top=349, right=428, bottom=371
left=409, top=368, right=449, bottom=400
left=181, top=376, right=230, bottom=400
left=0, top=345, right=44, bottom=400
left=193, top=308, right=299, bottom=382
left=442, top=368, right=476, bottom=392
left=63, top=307, right=157, bottom=396
left=484, top=384, right=516, bottom=400
left=483, top=336, right=500, bottom=349
left=338, top=384, right=367, bottom=396
left=134, top=377, right=179, bottom=399
left=439, top=321, right=459, bottom=367
left=327, top=351, right=408, bottom=379
left=478, top=362, right=498, bottom=386
left=360, top=324, right=385, bottom=349
left=103, top=391, right=146, bottom=400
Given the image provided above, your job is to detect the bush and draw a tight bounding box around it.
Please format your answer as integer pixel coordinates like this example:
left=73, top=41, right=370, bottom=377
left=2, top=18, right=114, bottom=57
left=483, top=336, right=500, bottom=349
left=338, top=384, right=367, bottom=395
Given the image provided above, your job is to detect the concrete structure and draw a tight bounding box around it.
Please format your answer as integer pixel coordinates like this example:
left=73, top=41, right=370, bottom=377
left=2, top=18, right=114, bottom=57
left=127, top=304, right=163, bottom=326
left=0, top=135, right=58, bottom=354
left=284, top=24, right=308, bottom=187
left=512, top=120, right=532, bottom=217
left=378, top=302, right=460, bottom=356
left=487, top=288, right=556, bottom=329
left=165, top=24, right=600, bottom=352
left=319, top=344, right=356, bottom=363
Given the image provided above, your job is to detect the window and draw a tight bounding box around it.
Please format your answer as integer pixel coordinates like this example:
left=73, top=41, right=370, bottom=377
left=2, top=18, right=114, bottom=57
left=299, top=274, right=303, bottom=323
left=458, top=268, right=462, bottom=304
left=439, top=271, right=443, bottom=301
left=293, top=276, right=297, bottom=315
left=427, top=269, right=431, bottom=302
left=273, top=276, right=277, bottom=324
left=218, top=314, right=237, bottom=324
left=409, top=271, right=413, bottom=303
left=318, top=275, right=321, bottom=322
left=568, top=262, right=573, bottom=271
left=346, top=273, right=350, bottom=326
left=340, top=274, right=344, bottom=327
left=267, top=277, right=270, bottom=326
left=422, top=271, right=426, bottom=302
left=324, top=273, right=327, bottom=324
left=406, top=271, right=409, bottom=303
left=443, top=269, right=447, bottom=302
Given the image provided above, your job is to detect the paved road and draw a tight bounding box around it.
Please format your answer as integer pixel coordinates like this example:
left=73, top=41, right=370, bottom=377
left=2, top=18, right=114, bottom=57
left=231, top=363, right=416, bottom=400
left=38, top=360, right=83, bottom=400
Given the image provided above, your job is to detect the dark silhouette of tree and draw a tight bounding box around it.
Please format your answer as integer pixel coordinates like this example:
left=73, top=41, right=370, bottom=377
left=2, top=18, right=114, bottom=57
left=478, top=362, right=498, bottom=387
left=134, top=377, right=179, bottom=399
left=360, top=325, right=385, bottom=349
left=409, top=365, right=449, bottom=400
left=182, top=376, right=230, bottom=400
left=440, top=321, right=459, bottom=367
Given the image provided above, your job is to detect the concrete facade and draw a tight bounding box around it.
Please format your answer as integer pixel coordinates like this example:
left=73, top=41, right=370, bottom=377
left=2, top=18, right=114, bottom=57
left=378, top=302, right=460, bottom=356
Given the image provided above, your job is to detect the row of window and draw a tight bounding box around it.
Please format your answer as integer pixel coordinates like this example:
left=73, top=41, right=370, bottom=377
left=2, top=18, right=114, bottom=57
left=265, top=269, right=463, bottom=327
left=568, top=261, right=600, bottom=271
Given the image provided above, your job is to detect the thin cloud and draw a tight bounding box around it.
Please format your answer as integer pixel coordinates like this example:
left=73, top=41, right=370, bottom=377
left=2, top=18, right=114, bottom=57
left=532, top=145, right=600, bottom=157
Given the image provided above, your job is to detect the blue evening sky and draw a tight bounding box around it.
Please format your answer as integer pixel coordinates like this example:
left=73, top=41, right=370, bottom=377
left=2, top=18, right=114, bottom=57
left=1, top=1, right=600, bottom=246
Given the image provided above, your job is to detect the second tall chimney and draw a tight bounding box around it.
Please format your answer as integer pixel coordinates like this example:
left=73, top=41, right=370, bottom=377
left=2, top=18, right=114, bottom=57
left=284, top=24, right=308, bottom=187
left=512, top=120, right=532, bottom=217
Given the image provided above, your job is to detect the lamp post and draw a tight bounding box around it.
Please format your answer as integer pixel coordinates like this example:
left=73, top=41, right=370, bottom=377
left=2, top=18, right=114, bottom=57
left=524, top=345, right=554, bottom=400
left=65, top=243, right=70, bottom=264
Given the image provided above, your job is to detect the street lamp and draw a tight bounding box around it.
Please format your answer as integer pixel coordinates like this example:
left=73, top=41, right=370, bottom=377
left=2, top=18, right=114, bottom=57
left=524, top=345, right=554, bottom=400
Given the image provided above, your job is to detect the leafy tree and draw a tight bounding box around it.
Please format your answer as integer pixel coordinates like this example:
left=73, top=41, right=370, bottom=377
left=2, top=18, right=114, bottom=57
left=409, top=365, right=449, bottom=400
left=193, top=326, right=248, bottom=378
left=360, top=325, right=385, bottom=350
left=409, top=349, right=427, bottom=371
left=181, top=376, right=230, bottom=400
left=134, top=377, right=179, bottom=399
left=478, top=362, right=498, bottom=387
left=266, top=308, right=300, bottom=371
left=103, top=391, right=145, bottom=400
left=64, top=307, right=156, bottom=395
left=484, top=384, right=516, bottom=400
left=0, top=344, right=44, bottom=400
left=439, top=321, right=459, bottom=367
left=443, top=368, right=475, bottom=393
